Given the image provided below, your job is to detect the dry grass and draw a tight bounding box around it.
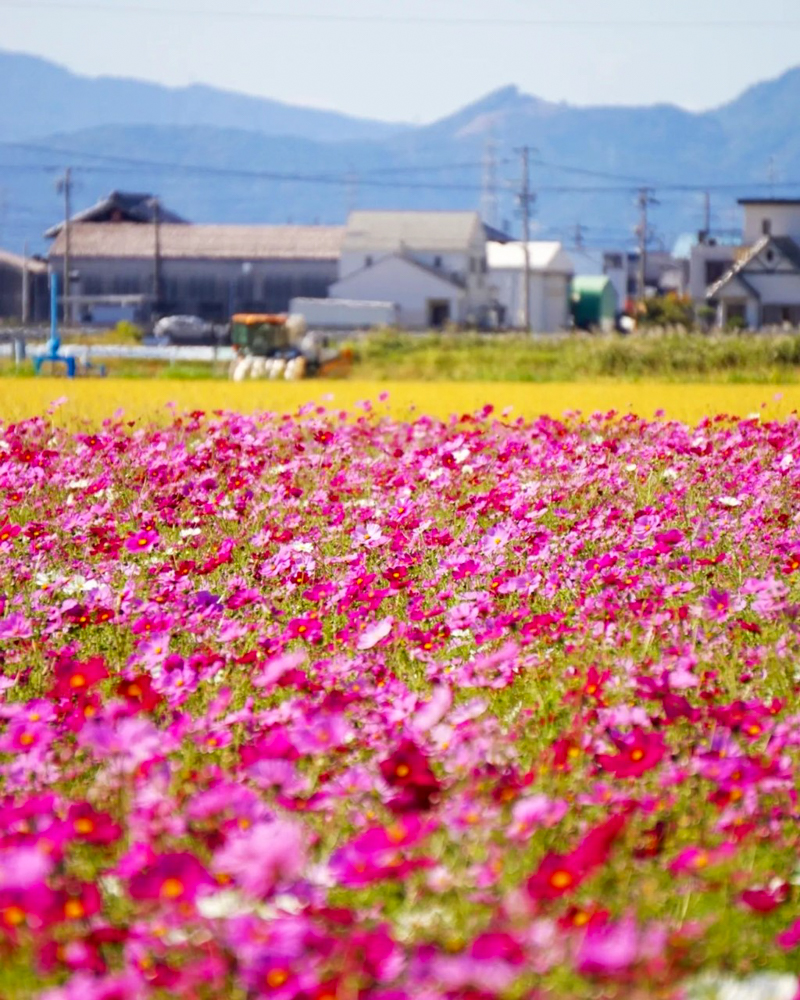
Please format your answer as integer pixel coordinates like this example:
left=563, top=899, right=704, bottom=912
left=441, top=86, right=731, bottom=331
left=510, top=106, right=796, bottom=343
left=0, top=379, right=797, bottom=426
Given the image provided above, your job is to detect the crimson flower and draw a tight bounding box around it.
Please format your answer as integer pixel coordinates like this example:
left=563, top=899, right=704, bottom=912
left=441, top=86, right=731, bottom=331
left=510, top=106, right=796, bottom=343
left=379, top=739, right=442, bottom=813
left=526, top=850, right=588, bottom=900
left=117, top=674, right=163, bottom=712
left=67, top=802, right=122, bottom=845
left=741, top=882, right=789, bottom=913
left=596, top=731, right=666, bottom=778
left=128, top=851, right=213, bottom=904
left=51, top=655, right=109, bottom=700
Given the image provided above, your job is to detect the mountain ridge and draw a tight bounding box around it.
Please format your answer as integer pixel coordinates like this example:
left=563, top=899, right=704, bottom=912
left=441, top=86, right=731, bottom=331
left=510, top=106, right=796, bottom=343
left=2, top=52, right=800, bottom=256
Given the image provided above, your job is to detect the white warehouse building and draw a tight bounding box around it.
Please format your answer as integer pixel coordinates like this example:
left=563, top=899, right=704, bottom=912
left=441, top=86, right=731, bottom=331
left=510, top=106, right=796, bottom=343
left=330, top=210, right=492, bottom=329
left=487, top=241, right=574, bottom=332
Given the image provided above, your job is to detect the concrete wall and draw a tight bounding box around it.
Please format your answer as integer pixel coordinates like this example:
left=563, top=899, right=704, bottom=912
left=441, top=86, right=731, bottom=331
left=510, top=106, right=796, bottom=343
left=489, top=269, right=571, bottom=331
left=0, top=260, right=49, bottom=322
left=743, top=204, right=800, bottom=243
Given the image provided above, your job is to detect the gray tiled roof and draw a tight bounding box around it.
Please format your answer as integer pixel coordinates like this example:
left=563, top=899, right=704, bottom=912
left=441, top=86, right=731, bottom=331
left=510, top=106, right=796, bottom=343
left=45, top=191, right=187, bottom=238
left=343, top=211, right=482, bottom=253
left=49, top=223, right=345, bottom=261
left=707, top=235, right=800, bottom=298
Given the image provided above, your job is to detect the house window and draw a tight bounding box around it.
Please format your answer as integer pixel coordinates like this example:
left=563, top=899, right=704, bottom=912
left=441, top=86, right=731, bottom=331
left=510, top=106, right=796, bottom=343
left=765, top=248, right=776, bottom=264
left=705, top=261, right=728, bottom=284
left=434, top=256, right=443, bottom=269
left=365, top=255, right=373, bottom=268
left=762, top=218, right=772, bottom=235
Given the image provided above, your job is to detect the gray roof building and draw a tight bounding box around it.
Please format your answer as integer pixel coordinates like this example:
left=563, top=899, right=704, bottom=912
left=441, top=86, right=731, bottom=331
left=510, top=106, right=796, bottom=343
left=49, top=223, right=345, bottom=261
left=342, top=211, right=484, bottom=254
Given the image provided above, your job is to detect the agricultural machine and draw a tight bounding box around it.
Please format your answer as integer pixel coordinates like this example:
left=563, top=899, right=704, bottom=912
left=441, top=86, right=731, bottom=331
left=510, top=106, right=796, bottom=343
left=228, top=313, right=352, bottom=381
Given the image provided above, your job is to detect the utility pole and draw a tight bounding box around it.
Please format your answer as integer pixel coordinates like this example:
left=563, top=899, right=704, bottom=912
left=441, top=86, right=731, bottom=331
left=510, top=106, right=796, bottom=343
left=636, top=187, right=658, bottom=302
left=21, top=241, right=29, bottom=325
left=152, top=196, right=161, bottom=320
left=573, top=222, right=587, bottom=251
left=57, top=168, right=73, bottom=324
left=703, top=191, right=711, bottom=240
left=516, top=145, right=536, bottom=334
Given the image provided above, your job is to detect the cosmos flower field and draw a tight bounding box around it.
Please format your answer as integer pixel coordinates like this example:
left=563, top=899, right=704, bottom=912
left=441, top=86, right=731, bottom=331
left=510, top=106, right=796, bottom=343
left=1, top=398, right=800, bottom=999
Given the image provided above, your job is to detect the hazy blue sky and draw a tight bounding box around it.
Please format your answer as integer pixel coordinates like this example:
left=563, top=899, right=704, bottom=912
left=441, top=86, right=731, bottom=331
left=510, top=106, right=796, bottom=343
left=2, top=0, right=800, bottom=121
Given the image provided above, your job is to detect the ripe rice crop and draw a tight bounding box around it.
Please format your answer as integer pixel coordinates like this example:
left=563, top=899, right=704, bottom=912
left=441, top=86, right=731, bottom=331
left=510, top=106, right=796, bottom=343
left=1, top=377, right=799, bottom=426
left=0, top=401, right=800, bottom=998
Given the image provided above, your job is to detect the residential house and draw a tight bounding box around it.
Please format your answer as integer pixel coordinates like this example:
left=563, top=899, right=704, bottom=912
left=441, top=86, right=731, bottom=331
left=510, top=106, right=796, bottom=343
left=48, top=223, right=344, bottom=325
left=0, top=249, right=49, bottom=323
left=330, top=211, right=492, bottom=328
left=688, top=238, right=740, bottom=305
left=487, top=241, right=574, bottom=331
left=707, top=199, right=800, bottom=327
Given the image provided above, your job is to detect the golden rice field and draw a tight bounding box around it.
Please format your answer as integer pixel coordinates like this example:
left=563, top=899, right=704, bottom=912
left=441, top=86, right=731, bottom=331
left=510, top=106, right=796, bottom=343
left=1, top=378, right=798, bottom=424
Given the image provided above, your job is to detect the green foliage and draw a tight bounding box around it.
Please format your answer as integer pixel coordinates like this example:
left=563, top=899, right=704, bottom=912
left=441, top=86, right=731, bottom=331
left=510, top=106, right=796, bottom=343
left=638, top=294, right=695, bottom=328
left=348, top=329, right=800, bottom=383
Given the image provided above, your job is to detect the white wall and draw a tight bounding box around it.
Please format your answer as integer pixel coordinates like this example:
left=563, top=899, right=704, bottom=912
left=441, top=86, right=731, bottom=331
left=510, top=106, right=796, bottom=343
left=339, top=244, right=489, bottom=320
left=489, top=269, right=570, bottom=332
left=689, top=244, right=739, bottom=301
left=746, top=273, right=800, bottom=306
left=743, top=204, right=800, bottom=243
left=543, top=273, right=570, bottom=332
left=330, top=255, right=465, bottom=329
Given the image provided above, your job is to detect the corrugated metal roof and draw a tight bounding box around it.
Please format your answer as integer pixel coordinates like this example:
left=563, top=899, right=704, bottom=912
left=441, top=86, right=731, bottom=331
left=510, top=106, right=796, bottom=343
left=343, top=211, right=481, bottom=252
left=487, top=240, right=573, bottom=273
left=49, top=223, right=344, bottom=261
left=0, top=249, right=48, bottom=274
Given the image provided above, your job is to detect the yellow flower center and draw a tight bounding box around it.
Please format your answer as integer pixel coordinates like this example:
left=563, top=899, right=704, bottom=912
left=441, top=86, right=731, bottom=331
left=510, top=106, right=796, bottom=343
left=549, top=869, right=573, bottom=889
left=266, top=968, right=289, bottom=988
left=3, top=906, right=25, bottom=926
left=160, top=878, right=184, bottom=899
left=64, top=899, right=85, bottom=920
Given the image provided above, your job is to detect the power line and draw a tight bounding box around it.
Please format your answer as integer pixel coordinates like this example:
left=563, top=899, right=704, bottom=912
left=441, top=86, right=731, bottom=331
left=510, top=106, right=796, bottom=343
left=3, top=3, right=800, bottom=26
left=5, top=143, right=800, bottom=196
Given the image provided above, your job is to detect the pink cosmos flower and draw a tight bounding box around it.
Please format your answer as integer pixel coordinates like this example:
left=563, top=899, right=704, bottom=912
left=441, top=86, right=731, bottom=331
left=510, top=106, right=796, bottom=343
left=124, top=529, right=159, bottom=554
left=0, top=612, right=33, bottom=640
left=0, top=846, right=52, bottom=890
left=777, top=918, right=800, bottom=950
left=213, top=820, right=306, bottom=897
left=576, top=915, right=666, bottom=978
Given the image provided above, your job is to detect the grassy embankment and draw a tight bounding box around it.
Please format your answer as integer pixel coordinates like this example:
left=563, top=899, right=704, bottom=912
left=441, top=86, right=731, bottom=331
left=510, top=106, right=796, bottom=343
left=6, top=329, right=800, bottom=382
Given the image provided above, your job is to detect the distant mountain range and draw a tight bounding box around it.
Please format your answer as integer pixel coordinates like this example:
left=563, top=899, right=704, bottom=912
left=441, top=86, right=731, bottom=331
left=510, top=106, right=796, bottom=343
left=2, top=49, right=800, bottom=257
